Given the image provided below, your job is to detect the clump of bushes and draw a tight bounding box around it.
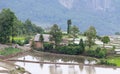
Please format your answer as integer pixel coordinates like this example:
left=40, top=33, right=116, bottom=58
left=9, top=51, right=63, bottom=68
left=13, top=40, right=24, bottom=46
left=98, top=60, right=116, bottom=66
left=86, top=49, right=95, bottom=57
left=86, top=47, right=107, bottom=58
left=18, top=67, right=25, bottom=73
left=10, top=67, right=26, bottom=74
left=24, top=36, right=32, bottom=44
left=56, top=44, right=84, bottom=55
left=44, top=43, right=53, bottom=51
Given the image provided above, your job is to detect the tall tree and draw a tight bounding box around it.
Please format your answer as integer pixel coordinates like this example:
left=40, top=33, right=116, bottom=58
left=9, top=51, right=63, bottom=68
left=67, top=19, right=72, bottom=34
left=79, top=39, right=85, bottom=53
left=0, top=9, right=16, bottom=43
left=39, top=34, right=44, bottom=43
left=85, top=26, right=97, bottom=48
left=70, top=25, right=80, bottom=43
left=50, top=24, right=62, bottom=48
left=101, top=36, right=110, bottom=47
left=39, top=34, right=44, bottom=49
left=11, top=18, right=20, bottom=42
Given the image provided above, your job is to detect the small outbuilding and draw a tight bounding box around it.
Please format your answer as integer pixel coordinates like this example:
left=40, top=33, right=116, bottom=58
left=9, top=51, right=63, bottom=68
left=33, top=34, right=51, bottom=48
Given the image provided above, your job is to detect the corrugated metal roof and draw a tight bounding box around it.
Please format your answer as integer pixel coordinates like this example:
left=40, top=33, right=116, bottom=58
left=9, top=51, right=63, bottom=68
left=34, top=34, right=50, bottom=42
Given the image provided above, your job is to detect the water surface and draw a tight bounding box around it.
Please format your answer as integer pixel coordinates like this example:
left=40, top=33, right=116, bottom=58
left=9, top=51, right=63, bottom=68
left=11, top=51, right=120, bottom=74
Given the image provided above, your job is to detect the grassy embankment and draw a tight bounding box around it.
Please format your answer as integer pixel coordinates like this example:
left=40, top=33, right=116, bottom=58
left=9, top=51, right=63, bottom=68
left=106, top=56, right=120, bottom=67
left=0, top=47, right=21, bottom=56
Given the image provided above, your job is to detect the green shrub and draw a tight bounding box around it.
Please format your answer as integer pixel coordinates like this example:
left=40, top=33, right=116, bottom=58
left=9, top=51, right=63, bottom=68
left=95, top=47, right=101, bottom=53
left=86, top=50, right=95, bottom=57
left=17, top=40, right=24, bottom=46
left=86, top=47, right=107, bottom=58
left=12, top=36, right=31, bottom=46
left=24, top=37, right=32, bottom=44
left=13, top=40, right=24, bottom=46
left=17, top=67, right=25, bottom=73
left=44, top=43, right=53, bottom=51
left=99, top=60, right=116, bottom=66
left=97, top=50, right=106, bottom=58
left=57, top=45, right=84, bottom=55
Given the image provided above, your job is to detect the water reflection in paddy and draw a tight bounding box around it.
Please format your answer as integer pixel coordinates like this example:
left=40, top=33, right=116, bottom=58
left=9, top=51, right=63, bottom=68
left=11, top=51, right=120, bottom=74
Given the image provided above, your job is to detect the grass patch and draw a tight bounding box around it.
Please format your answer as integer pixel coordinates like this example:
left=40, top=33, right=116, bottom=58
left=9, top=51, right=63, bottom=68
left=107, top=57, right=120, bottom=67
left=85, top=45, right=99, bottom=51
left=0, top=47, right=22, bottom=56
left=14, top=36, right=25, bottom=41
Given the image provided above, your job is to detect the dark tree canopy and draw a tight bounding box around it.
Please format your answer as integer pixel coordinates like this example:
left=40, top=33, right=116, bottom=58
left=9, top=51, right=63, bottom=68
left=79, top=39, right=85, bottom=53
left=0, top=9, right=16, bottom=43
left=39, top=34, right=44, bottom=43
left=67, top=19, right=72, bottom=34
left=102, top=36, right=110, bottom=47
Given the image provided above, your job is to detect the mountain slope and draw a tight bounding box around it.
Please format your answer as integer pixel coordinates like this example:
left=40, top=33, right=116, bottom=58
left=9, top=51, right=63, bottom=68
left=0, top=0, right=120, bottom=35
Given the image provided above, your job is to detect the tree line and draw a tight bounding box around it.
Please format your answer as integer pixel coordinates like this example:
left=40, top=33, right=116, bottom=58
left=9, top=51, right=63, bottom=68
left=0, top=9, right=44, bottom=43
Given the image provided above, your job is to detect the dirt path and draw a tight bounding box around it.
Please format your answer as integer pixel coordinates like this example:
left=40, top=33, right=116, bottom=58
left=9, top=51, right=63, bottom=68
left=0, top=44, right=9, bottom=50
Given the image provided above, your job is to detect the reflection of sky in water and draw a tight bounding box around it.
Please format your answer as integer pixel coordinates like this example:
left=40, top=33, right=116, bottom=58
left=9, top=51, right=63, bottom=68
left=15, top=62, right=120, bottom=74
left=16, top=55, right=96, bottom=64
left=14, top=55, right=120, bottom=74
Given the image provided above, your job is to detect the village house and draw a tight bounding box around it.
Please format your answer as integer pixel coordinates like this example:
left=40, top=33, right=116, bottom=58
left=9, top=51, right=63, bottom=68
left=34, top=34, right=50, bottom=48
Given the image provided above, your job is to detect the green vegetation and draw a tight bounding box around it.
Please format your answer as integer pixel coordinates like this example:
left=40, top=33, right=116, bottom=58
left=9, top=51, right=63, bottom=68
left=12, top=36, right=32, bottom=46
left=50, top=24, right=62, bottom=48
left=0, top=47, right=21, bottom=56
left=43, top=43, right=53, bottom=51
left=106, top=57, right=120, bottom=67
left=97, top=56, right=120, bottom=67
left=67, top=19, right=72, bottom=34
left=39, top=34, right=44, bottom=43
left=13, top=36, right=25, bottom=41
left=101, top=36, right=110, bottom=47
left=57, top=44, right=84, bottom=55
left=86, top=47, right=107, bottom=58
left=0, top=9, right=15, bottom=43
left=0, top=8, right=43, bottom=44
left=98, top=59, right=116, bottom=66
left=79, top=39, right=85, bottom=53
left=70, top=25, right=80, bottom=43
left=10, top=67, right=26, bottom=74
left=84, top=26, right=97, bottom=48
